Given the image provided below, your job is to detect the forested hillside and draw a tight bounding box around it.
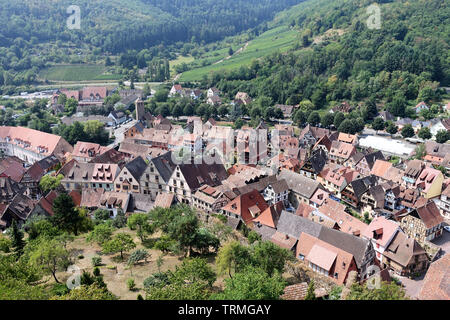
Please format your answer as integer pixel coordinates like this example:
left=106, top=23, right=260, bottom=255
left=199, top=0, right=449, bottom=113
left=0, top=0, right=301, bottom=91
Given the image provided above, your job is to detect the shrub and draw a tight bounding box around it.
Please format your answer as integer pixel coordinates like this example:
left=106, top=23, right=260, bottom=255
left=92, top=256, right=102, bottom=267
left=93, top=267, right=101, bottom=277
left=127, top=249, right=150, bottom=266
left=247, top=231, right=261, bottom=244
left=127, top=278, right=136, bottom=291
left=143, top=272, right=170, bottom=290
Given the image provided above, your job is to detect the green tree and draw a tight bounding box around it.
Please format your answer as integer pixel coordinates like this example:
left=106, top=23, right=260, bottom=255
left=414, top=144, right=426, bottom=160
left=299, top=99, right=314, bottom=112
left=93, top=209, right=111, bottom=223
left=154, top=89, right=169, bottom=102
left=9, top=220, right=25, bottom=257
left=52, top=284, right=117, bottom=300
left=25, top=217, right=61, bottom=241
left=39, top=174, right=63, bottom=194
left=247, top=230, right=261, bottom=244
left=334, top=112, right=345, bottom=129
left=215, top=241, right=251, bottom=278
left=346, top=282, right=408, bottom=300
left=102, top=233, right=136, bottom=260
left=338, top=119, right=354, bottom=133
left=212, top=266, right=286, bottom=300
left=418, top=127, right=432, bottom=140
left=307, top=111, right=320, bottom=126
left=293, top=109, right=306, bottom=127
left=29, top=239, right=71, bottom=283
left=0, top=235, right=11, bottom=253
left=128, top=249, right=150, bottom=265
left=385, top=122, right=398, bottom=134
left=387, top=95, right=406, bottom=117
left=401, top=124, right=415, bottom=138
left=250, top=241, right=293, bottom=276
left=321, top=113, right=334, bottom=128
left=87, top=224, right=114, bottom=245
left=65, top=98, right=78, bottom=116
left=372, top=118, right=385, bottom=132
left=51, top=193, right=83, bottom=235
left=305, top=280, right=317, bottom=300
left=127, top=213, right=153, bottom=242
left=435, top=130, right=450, bottom=143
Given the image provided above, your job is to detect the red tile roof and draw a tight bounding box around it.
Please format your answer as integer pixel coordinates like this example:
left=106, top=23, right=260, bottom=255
left=221, top=189, right=268, bottom=224
left=414, top=201, right=444, bottom=229
left=419, top=254, right=450, bottom=300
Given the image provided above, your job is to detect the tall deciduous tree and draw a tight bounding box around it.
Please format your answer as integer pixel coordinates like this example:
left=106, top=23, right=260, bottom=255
left=30, top=239, right=71, bottom=283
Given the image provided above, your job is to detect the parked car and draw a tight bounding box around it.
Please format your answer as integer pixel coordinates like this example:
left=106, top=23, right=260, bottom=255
left=444, top=226, right=450, bottom=232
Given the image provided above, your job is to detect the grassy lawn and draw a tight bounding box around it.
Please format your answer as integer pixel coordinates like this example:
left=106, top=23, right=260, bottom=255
left=169, top=55, right=195, bottom=75
left=39, top=64, right=121, bottom=82
left=180, top=25, right=299, bottom=82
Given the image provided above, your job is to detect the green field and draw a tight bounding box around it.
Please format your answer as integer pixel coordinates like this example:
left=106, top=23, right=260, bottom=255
left=39, top=65, right=122, bottom=82
left=180, top=25, right=299, bottom=82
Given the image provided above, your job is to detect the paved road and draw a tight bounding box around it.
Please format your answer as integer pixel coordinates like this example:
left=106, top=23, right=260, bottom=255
left=394, top=272, right=425, bottom=300
left=107, top=120, right=138, bottom=148
left=430, top=229, right=450, bottom=259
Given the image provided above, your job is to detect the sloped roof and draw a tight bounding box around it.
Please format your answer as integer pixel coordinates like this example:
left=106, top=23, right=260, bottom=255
left=278, top=169, right=320, bottom=199
left=252, top=202, right=283, bottom=228
left=150, top=151, right=177, bottom=183
left=124, top=156, right=147, bottom=181
left=154, top=193, right=175, bottom=209
left=80, top=188, right=104, bottom=208
left=0, top=126, right=71, bottom=158
left=370, top=159, right=393, bottom=178
left=178, top=161, right=228, bottom=190
left=413, top=201, right=444, bottom=229
left=221, top=189, right=268, bottom=223
left=383, top=231, right=426, bottom=267
left=318, top=226, right=372, bottom=270
left=419, top=254, right=450, bottom=300
left=362, top=216, right=400, bottom=248
left=350, top=175, right=378, bottom=200
left=277, top=210, right=322, bottom=239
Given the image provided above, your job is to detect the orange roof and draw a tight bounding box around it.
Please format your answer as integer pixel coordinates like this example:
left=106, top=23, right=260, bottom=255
left=423, top=154, right=444, bottom=165
left=318, top=198, right=367, bottom=236
left=295, top=203, right=315, bottom=218
left=370, top=159, right=393, bottom=178
left=0, top=126, right=70, bottom=157
left=338, top=132, right=357, bottom=144
left=419, top=254, right=450, bottom=300
left=72, top=141, right=109, bottom=159
left=253, top=203, right=283, bottom=228
left=222, top=189, right=268, bottom=224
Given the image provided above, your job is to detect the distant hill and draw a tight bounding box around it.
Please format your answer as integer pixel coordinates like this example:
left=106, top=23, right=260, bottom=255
left=190, top=0, right=449, bottom=111
left=0, top=0, right=300, bottom=53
